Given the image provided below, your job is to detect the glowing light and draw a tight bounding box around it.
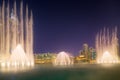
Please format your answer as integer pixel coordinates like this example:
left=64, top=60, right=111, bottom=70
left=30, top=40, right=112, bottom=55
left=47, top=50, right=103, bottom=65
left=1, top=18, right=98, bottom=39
left=102, top=51, right=113, bottom=61
left=1, top=62, right=5, bottom=67
left=27, top=62, right=30, bottom=66
left=1, top=44, right=34, bottom=67
left=96, top=27, right=119, bottom=64
left=7, top=62, right=10, bottom=67
left=31, top=62, right=34, bottom=66
left=54, top=51, right=73, bottom=66
left=22, top=62, right=25, bottom=66
left=0, top=0, right=34, bottom=71
left=97, top=51, right=119, bottom=63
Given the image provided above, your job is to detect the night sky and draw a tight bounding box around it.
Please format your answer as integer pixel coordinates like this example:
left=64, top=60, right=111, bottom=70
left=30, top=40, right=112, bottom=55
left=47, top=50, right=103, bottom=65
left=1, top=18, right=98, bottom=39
left=1, top=0, right=120, bottom=55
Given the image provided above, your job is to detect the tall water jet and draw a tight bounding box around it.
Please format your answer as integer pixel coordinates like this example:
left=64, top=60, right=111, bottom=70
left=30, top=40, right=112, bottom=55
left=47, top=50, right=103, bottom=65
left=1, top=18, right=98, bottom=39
left=54, top=51, right=73, bottom=66
left=20, top=1, right=24, bottom=49
left=96, top=27, right=119, bottom=63
left=1, top=0, right=5, bottom=57
left=25, top=5, right=29, bottom=56
left=29, top=11, right=34, bottom=60
left=6, top=1, right=10, bottom=56
left=0, top=0, right=34, bottom=67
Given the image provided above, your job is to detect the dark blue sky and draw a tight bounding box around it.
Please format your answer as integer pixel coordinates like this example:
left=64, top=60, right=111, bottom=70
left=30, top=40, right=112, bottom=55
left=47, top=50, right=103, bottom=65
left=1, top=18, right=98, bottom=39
left=2, top=0, right=120, bottom=55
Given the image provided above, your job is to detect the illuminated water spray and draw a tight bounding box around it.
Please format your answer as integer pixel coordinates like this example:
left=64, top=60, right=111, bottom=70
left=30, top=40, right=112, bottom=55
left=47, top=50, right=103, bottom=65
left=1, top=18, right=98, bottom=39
left=96, top=27, right=119, bottom=63
left=0, top=1, right=34, bottom=67
left=54, top=51, right=73, bottom=66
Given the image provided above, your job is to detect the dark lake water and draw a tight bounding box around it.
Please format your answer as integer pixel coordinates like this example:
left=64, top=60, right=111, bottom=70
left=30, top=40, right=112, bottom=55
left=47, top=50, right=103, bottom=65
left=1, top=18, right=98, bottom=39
left=0, top=64, right=120, bottom=80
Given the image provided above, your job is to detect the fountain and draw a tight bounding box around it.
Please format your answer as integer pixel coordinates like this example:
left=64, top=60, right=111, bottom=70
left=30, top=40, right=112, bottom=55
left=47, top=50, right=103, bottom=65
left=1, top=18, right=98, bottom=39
left=0, top=1, right=34, bottom=68
left=96, top=27, right=119, bottom=63
left=53, top=51, right=73, bottom=66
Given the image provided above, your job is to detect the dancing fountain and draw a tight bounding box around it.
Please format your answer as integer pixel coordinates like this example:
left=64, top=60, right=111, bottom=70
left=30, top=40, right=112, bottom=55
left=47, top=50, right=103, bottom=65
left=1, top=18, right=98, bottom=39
left=96, top=27, right=119, bottom=63
left=53, top=51, right=73, bottom=66
left=0, top=1, right=34, bottom=68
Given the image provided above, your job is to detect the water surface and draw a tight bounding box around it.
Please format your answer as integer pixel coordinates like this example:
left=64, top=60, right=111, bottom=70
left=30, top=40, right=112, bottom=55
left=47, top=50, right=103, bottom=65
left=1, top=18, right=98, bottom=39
left=0, top=64, right=120, bottom=80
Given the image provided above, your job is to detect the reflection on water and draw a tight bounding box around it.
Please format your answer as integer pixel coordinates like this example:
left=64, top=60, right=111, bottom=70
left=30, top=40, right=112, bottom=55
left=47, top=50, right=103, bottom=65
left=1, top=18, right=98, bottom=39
left=0, top=64, right=120, bottom=80
left=0, top=66, right=34, bottom=73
